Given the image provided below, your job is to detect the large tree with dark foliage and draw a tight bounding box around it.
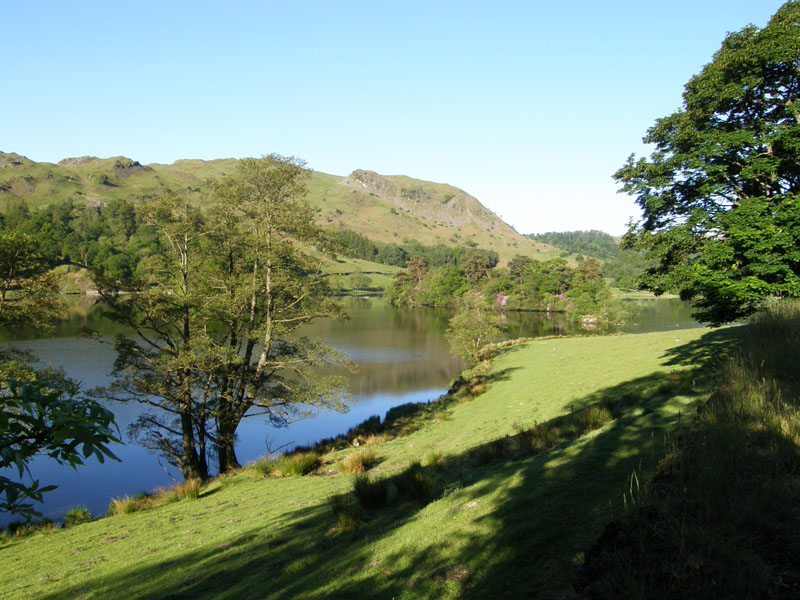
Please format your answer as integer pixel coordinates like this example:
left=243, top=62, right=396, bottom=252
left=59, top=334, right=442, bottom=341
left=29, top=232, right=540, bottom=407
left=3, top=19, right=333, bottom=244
left=0, top=233, right=119, bottom=520
left=616, top=1, right=800, bottom=324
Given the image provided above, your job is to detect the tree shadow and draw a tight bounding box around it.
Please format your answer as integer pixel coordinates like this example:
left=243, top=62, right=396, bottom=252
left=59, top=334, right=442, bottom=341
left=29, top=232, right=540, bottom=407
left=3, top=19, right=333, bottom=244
left=660, top=326, right=743, bottom=370
left=33, top=336, right=731, bottom=600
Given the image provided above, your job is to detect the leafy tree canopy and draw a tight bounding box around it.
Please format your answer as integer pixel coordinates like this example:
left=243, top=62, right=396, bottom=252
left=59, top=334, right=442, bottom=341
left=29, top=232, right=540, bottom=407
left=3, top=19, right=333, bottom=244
left=616, top=1, right=800, bottom=323
left=0, top=233, right=120, bottom=521
left=526, top=230, right=619, bottom=260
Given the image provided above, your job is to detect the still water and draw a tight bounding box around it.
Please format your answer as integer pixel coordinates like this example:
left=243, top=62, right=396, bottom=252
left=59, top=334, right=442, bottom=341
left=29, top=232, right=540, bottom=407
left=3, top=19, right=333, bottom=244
left=0, top=296, right=701, bottom=525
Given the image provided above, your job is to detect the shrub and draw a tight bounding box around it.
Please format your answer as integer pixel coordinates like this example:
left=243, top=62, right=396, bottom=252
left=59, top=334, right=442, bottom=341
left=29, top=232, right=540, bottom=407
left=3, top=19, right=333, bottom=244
left=385, top=402, right=425, bottom=423
left=64, top=506, right=92, bottom=528
left=353, top=474, right=389, bottom=511
left=353, top=415, right=382, bottom=435
left=274, top=452, right=321, bottom=477
left=329, top=494, right=358, bottom=530
left=341, top=449, right=377, bottom=474
left=469, top=383, right=487, bottom=396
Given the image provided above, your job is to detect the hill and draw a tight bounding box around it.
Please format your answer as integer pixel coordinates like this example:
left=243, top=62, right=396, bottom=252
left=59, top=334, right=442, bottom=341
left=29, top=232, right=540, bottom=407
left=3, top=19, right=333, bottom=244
left=0, top=326, right=733, bottom=598
left=526, top=230, right=620, bottom=260
left=0, top=152, right=558, bottom=263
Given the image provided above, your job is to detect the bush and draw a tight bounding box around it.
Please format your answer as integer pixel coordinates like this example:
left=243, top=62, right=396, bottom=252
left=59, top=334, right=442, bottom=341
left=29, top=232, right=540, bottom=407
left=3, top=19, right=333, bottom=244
left=341, top=449, right=377, bottom=474
left=353, top=474, right=389, bottom=511
left=64, top=506, right=92, bottom=528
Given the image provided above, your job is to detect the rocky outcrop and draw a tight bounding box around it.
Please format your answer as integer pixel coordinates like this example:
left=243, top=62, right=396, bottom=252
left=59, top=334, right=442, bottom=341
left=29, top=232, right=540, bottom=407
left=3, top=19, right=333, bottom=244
left=57, top=156, right=99, bottom=167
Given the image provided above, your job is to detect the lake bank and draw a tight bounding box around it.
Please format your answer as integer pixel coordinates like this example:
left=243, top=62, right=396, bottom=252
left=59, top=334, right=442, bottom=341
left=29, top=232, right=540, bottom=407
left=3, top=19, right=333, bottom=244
left=0, top=325, right=730, bottom=599
left=0, top=296, right=700, bottom=526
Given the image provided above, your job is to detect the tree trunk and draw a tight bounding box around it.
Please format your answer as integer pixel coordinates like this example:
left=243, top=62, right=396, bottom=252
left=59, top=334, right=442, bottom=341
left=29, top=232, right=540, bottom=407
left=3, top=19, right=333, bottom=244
left=179, top=408, right=208, bottom=480
left=216, top=416, right=240, bottom=473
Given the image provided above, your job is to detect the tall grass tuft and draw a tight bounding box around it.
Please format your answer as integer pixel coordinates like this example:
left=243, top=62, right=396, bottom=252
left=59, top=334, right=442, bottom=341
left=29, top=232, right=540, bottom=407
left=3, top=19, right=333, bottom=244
left=106, top=496, right=139, bottom=516
left=328, top=494, right=359, bottom=530
left=352, top=474, right=389, bottom=511
left=392, top=462, right=434, bottom=502
left=252, top=457, right=277, bottom=478
left=173, top=478, right=202, bottom=500
left=575, top=404, right=613, bottom=434
left=341, top=449, right=377, bottom=473
left=424, top=449, right=444, bottom=469
left=64, top=506, right=92, bottom=528
left=274, top=452, right=321, bottom=477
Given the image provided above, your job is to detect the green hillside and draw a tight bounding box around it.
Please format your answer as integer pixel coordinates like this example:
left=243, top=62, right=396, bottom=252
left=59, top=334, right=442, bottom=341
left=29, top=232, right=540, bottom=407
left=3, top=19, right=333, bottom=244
left=0, top=326, right=732, bottom=599
left=0, top=152, right=558, bottom=263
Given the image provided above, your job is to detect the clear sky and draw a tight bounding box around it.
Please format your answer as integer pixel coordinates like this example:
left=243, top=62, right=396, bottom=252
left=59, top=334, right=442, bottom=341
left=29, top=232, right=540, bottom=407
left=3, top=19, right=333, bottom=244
left=1, top=1, right=787, bottom=235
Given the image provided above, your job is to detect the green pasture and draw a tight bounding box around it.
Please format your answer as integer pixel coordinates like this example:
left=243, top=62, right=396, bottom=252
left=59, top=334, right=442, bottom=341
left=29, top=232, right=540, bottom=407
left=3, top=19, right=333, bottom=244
left=0, top=326, right=739, bottom=599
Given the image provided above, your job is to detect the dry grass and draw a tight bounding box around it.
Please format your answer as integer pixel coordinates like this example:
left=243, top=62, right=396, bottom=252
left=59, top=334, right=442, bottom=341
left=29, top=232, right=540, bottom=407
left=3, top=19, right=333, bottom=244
left=106, top=496, right=142, bottom=516
left=340, top=449, right=377, bottom=473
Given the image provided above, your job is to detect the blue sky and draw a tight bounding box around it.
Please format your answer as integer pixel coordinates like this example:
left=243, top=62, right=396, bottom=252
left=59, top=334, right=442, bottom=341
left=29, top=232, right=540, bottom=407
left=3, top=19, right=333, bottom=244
left=1, top=1, right=787, bottom=235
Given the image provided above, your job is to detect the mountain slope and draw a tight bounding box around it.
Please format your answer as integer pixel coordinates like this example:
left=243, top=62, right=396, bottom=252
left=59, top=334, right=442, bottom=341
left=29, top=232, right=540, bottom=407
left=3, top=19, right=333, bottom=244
left=0, top=152, right=558, bottom=262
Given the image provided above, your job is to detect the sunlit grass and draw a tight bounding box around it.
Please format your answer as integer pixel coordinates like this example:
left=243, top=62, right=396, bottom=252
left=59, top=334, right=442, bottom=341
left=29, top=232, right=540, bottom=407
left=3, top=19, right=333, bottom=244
left=0, top=326, right=732, bottom=599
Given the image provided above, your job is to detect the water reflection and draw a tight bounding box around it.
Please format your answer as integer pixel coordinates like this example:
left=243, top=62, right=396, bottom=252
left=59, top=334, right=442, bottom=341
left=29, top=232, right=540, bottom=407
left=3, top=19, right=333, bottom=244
left=0, top=295, right=700, bottom=524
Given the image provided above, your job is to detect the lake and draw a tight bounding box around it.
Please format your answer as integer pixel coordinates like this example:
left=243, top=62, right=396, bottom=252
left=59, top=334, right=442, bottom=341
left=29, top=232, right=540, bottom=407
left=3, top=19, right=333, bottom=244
left=0, top=295, right=701, bottom=525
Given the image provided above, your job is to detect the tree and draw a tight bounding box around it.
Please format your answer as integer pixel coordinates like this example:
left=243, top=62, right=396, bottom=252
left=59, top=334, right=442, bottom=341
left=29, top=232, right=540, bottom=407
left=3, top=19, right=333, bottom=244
left=99, top=156, right=350, bottom=478
left=349, top=269, right=373, bottom=291
left=616, top=2, right=800, bottom=324
left=406, top=255, right=428, bottom=285
left=204, top=156, right=349, bottom=473
left=0, top=234, right=119, bottom=520
left=98, top=193, right=214, bottom=480
left=0, top=378, right=119, bottom=520
left=0, top=231, right=62, bottom=329
left=445, top=291, right=502, bottom=364
left=462, top=253, right=490, bottom=287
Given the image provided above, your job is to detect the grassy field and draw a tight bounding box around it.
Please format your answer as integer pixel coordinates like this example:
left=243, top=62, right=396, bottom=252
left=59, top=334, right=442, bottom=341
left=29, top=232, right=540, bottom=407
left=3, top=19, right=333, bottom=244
left=0, top=326, right=741, bottom=599
left=577, top=303, right=800, bottom=598
left=315, top=255, right=402, bottom=295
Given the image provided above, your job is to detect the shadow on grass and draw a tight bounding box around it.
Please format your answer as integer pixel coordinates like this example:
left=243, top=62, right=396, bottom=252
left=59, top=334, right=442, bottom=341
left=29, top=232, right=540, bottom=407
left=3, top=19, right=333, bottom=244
left=660, top=326, right=743, bottom=370
left=35, top=334, right=735, bottom=600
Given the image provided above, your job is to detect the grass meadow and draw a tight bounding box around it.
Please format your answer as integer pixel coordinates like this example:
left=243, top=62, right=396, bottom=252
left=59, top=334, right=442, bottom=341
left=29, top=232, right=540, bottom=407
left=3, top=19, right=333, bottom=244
left=0, top=325, right=742, bottom=599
